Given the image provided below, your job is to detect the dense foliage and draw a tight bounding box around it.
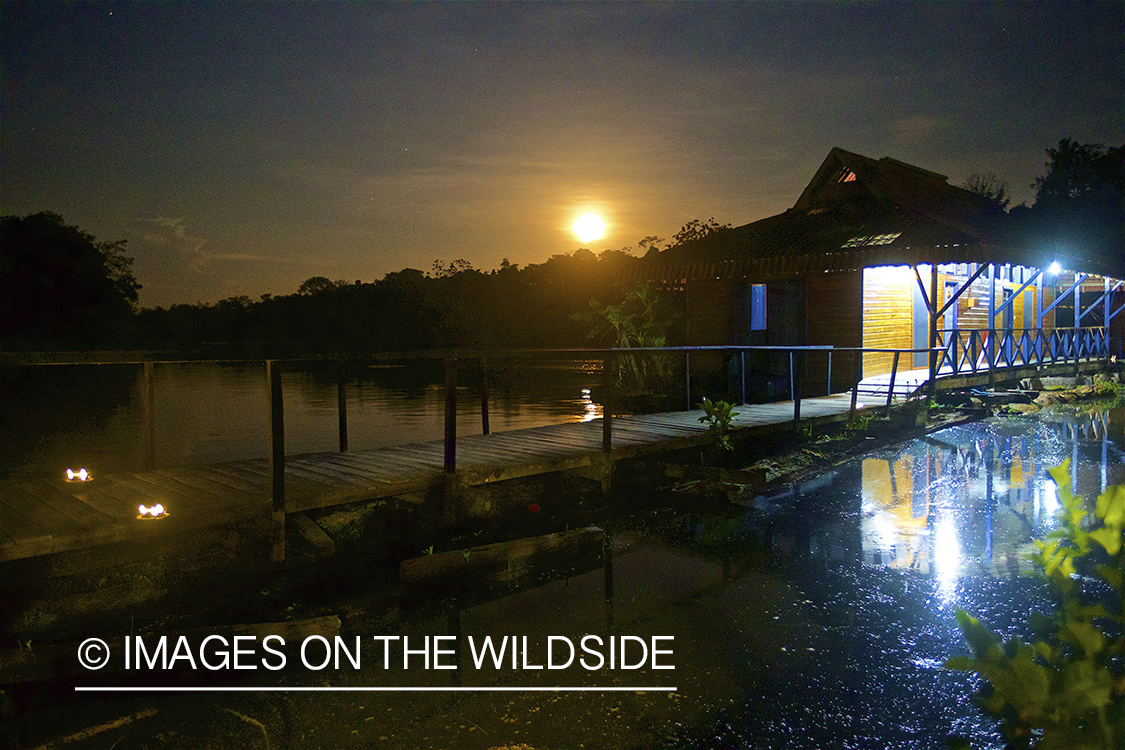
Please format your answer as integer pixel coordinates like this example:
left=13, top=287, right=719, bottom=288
left=0, top=212, right=141, bottom=347
left=1010, top=140, right=1124, bottom=273
left=948, top=461, right=1125, bottom=749
left=134, top=249, right=652, bottom=351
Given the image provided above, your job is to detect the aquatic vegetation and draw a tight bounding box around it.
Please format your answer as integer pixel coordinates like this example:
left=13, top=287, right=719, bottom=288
left=947, top=460, right=1125, bottom=749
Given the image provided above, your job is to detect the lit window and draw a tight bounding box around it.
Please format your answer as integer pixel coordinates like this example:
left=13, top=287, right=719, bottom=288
left=837, top=169, right=857, bottom=183
left=750, top=284, right=767, bottom=330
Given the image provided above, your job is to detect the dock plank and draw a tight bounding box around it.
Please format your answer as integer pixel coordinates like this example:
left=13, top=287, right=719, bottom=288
left=1, top=393, right=875, bottom=562
left=41, top=478, right=140, bottom=519
left=6, top=481, right=116, bottom=528
left=0, top=493, right=59, bottom=541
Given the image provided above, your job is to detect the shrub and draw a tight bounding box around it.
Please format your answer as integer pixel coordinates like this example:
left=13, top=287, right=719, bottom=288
left=947, top=460, right=1124, bottom=749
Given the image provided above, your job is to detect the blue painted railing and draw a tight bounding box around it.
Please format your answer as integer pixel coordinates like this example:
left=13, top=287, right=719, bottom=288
left=935, top=326, right=1110, bottom=375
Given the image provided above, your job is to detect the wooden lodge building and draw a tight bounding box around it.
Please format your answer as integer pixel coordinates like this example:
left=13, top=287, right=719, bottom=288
left=640, top=147, right=1124, bottom=399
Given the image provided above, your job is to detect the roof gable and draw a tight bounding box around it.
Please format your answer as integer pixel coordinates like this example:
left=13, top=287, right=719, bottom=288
left=646, top=147, right=1038, bottom=279
left=794, top=147, right=993, bottom=221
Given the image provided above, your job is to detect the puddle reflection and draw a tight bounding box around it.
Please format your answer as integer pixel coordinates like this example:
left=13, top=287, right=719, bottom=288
left=859, top=414, right=1125, bottom=596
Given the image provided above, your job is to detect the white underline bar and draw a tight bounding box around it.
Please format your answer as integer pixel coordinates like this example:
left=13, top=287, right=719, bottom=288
left=76, top=686, right=677, bottom=693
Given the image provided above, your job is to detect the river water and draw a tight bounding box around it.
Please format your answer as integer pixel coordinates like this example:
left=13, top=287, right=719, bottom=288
left=0, top=359, right=604, bottom=479
left=3, top=362, right=1123, bottom=748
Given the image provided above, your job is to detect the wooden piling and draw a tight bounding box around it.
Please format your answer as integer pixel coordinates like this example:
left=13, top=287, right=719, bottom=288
left=141, top=361, right=156, bottom=470
left=337, top=365, right=348, bottom=452
left=267, top=360, right=286, bottom=562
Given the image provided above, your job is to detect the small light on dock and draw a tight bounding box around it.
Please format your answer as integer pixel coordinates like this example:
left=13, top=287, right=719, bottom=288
left=65, top=468, right=91, bottom=482
left=856, top=401, right=865, bottom=409
left=138, top=503, right=167, bottom=519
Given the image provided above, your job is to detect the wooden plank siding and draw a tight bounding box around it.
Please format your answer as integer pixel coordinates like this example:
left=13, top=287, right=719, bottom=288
left=806, top=270, right=863, bottom=393
left=862, top=265, right=1067, bottom=377
left=938, top=274, right=1035, bottom=332
left=862, top=266, right=916, bottom=376
left=684, top=278, right=733, bottom=376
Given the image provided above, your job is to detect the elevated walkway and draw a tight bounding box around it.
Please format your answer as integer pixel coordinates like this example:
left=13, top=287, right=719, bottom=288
left=0, top=394, right=863, bottom=564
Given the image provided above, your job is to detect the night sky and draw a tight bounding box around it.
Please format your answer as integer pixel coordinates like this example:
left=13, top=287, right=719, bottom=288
left=3, top=1, right=1122, bottom=308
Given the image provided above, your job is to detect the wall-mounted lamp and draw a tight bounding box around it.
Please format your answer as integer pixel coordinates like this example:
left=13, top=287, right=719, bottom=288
left=1048, top=261, right=1061, bottom=275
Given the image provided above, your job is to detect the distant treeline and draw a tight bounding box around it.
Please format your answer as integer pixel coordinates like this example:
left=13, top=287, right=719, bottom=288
left=4, top=140, right=1121, bottom=352
left=137, top=250, right=650, bottom=351
left=1, top=211, right=713, bottom=352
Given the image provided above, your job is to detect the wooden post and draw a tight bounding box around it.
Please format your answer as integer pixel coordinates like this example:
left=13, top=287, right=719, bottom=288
left=1105, top=277, right=1111, bottom=348
left=988, top=263, right=997, bottom=387
left=603, top=531, right=615, bottom=629
left=141, top=361, right=156, bottom=470
left=337, top=364, right=348, bottom=453
left=928, top=264, right=939, bottom=400
left=444, top=358, right=457, bottom=473
left=849, top=350, right=862, bottom=420
left=1036, top=270, right=1045, bottom=366
left=267, top=360, right=286, bottom=563
left=602, top=353, right=615, bottom=454
left=826, top=350, right=833, bottom=396
left=685, top=351, right=692, bottom=410
left=1074, top=276, right=1083, bottom=374
left=790, top=351, right=801, bottom=426
left=885, top=351, right=900, bottom=417
left=480, top=357, right=490, bottom=436
left=602, top=353, right=615, bottom=492
left=740, top=351, right=747, bottom=405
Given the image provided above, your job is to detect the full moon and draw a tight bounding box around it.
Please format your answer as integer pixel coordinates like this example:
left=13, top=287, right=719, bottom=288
left=572, top=213, right=607, bottom=243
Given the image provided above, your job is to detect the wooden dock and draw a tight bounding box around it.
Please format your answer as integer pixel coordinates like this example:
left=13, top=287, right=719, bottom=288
left=0, top=394, right=862, bottom=563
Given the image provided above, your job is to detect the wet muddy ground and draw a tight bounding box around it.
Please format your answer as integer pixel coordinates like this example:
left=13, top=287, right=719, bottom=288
left=2, top=400, right=1121, bottom=750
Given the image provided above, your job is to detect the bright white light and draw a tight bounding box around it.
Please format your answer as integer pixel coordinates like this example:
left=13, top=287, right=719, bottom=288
left=1042, top=482, right=1059, bottom=515
left=572, top=214, right=606, bottom=243
left=1048, top=261, right=1061, bottom=275
left=138, top=503, right=166, bottom=518
left=66, top=467, right=90, bottom=481
left=933, top=518, right=961, bottom=602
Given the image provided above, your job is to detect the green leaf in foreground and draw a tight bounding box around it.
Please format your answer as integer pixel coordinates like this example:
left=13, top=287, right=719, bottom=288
left=947, top=459, right=1125, bottom=749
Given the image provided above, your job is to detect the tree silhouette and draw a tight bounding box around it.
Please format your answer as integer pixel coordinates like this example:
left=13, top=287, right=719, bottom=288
left=297, top=276, right=340, bottom=295
left=1011, top=139, right=1124, bottom=273
left=1, top=212, right=140, bottom=347
left=962, top=172, right=1011, bottom=211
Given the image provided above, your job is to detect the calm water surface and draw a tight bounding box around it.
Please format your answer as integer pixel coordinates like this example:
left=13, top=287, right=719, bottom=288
left=5, top=362, right=1123, bottom=748
left=1, top=359, right=603, bottom=478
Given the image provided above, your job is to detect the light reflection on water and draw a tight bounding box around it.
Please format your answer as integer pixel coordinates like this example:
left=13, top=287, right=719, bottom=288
left=302, top=413, right=1121, bottom=749
left=5, top=358, right=1123, bottom=747
left=858, top=416, right=1124, bottom=604
left=676, top=412, right=1124, bottom=748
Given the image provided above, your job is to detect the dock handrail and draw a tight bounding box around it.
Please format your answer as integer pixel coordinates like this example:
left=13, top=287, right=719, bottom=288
left=5, top=339, right=1115, bottom=562
left=1, top=342, right=938, bottom=476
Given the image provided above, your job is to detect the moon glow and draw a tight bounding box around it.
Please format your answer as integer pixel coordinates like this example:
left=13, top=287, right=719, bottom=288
left=572, top=213, right=607, bottom=243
